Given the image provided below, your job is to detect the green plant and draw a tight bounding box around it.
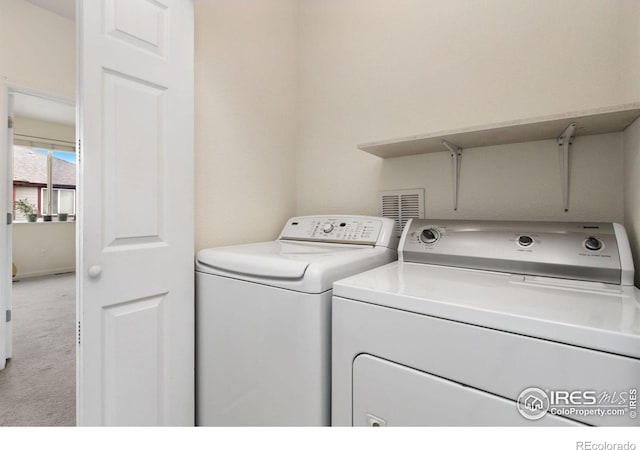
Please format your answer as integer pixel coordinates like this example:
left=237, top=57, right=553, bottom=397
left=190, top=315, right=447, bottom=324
left=14, top=199, right=37, bottom=216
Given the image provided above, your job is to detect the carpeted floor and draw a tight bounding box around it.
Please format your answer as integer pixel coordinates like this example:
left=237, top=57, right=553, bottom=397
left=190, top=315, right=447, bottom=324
left=0, top=273, right=76, bottom=426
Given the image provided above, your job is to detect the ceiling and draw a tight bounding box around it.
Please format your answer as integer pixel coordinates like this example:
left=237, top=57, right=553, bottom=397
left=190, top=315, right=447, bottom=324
left=23, top=0, right=75, bottom=21
left=13, top=93, right=75, bottom=126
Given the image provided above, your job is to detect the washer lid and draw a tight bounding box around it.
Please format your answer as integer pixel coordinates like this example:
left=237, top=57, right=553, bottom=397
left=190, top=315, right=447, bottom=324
left=197, top=240, right=362, bottom=279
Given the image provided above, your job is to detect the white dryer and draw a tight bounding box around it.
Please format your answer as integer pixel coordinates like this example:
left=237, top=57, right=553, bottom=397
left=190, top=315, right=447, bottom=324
left=332, top=219, right=640, bottom=426
left=196, top=215, right=398, bottom=426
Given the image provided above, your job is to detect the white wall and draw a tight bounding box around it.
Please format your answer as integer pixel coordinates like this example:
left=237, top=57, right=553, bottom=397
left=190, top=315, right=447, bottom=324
left=13, top=116, right=75, bottom=144
left=295, top=0, right=634, bottom=222
left=379, top=134, right=624, bottom=222
left=13, top=222, right=75, bottom=279
left=194, top=0, right=298, bottom=250
left=624, top=118, right=640, bottom=288
left=0, top=0, right=75, bottom=98
left=620, top=0, right=640, bottom=103
left=621, top=1, right=640, bottom=286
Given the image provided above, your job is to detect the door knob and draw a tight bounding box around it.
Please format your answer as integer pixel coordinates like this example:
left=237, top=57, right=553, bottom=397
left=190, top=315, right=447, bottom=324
left=88, top=265, right=102, bottom=279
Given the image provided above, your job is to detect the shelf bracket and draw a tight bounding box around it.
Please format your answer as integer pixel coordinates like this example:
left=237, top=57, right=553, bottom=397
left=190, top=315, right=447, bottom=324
left=557, top=123, right=576, bottom=212
left=442, top=139, right=463, bottom=211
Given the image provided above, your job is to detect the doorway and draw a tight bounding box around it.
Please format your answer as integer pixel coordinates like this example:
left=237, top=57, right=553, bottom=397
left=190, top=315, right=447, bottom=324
left=1, top=0, right=195, bottom=426
left=0, top=90, right=76, bottom=426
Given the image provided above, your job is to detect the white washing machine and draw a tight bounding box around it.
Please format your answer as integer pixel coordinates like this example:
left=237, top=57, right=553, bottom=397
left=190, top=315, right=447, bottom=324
left=333, top=219, right=640, bottom=427
left=196, top=215, right=398, bottom=426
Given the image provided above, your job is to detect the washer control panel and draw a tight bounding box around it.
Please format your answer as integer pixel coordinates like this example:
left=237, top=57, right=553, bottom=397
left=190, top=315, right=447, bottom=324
left=401, top=219, right=630, bottom=285
left=279, top=216, right=397, bottom=247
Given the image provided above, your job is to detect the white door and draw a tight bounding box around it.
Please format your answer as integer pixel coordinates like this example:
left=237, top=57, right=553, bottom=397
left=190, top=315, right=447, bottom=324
left=77, top=0, right=194, bottom=425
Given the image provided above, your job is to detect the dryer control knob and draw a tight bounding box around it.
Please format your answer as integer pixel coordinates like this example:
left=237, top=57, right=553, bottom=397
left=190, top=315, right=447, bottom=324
left=585, top=237, right=603, bottom=251
left=420, top=228, right=440, bottom=244
left=518, top=235, right=534, bottom=247
left=322, top=223, right=334, bottom=233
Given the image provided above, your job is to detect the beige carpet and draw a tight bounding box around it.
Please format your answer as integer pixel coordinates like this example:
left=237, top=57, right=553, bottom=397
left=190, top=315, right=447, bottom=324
left=0, top=273, right=76, bottom=426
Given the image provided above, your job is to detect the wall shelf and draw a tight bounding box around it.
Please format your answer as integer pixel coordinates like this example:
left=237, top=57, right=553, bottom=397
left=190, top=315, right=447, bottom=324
left=358, top=103, right=640, bottom=158
left=360, top=103, right=640, bottom=212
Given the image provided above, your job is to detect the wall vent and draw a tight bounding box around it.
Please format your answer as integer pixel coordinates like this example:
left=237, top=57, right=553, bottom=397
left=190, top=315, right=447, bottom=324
left=379, top=189, right=425, bottom=237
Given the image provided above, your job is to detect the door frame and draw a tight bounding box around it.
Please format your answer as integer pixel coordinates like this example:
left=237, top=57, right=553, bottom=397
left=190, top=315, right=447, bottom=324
left=1, top=80, right=76, bottom=413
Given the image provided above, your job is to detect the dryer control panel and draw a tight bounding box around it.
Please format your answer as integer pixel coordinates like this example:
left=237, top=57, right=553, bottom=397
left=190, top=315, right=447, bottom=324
left=279, top=216, right=398, bottom=248
left=400, top=219, right=635, bottom=285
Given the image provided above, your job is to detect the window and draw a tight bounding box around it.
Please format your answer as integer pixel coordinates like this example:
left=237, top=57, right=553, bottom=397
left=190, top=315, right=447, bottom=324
left=41, top=188, right=76, bottom=215
left=13, top=146, right=77, bottom=221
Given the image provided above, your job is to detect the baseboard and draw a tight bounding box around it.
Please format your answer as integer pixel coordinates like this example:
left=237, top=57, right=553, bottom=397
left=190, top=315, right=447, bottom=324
left=14, top=267, right=76, bottom=281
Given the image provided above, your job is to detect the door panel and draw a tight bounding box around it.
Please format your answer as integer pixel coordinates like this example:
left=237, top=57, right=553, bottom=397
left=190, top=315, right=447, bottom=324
left=102, top=295, right=165, bottom=426
left=77, top=0, right=194, bottom=425
left=105, top=0, right=168, bottom=56
left=102, top=70, right=166, bottom=246
left=353, top=355, right=582, bottom=426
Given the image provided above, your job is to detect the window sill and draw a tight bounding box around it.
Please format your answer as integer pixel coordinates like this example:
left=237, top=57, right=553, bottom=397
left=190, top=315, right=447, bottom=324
left=14, top=220, right=76, bottom=225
